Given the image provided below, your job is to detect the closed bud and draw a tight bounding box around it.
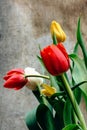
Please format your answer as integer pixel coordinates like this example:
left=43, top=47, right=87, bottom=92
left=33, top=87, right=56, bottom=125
left=40, top=43, right=70, bottom=76
left=50, top=20, right=66, bottom=42
left=3, top=68, right=28, bottom=90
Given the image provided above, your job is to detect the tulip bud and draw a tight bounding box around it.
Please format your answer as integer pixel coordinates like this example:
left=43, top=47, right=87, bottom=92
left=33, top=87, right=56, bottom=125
left=3, top=68, right=28, bottom=90
left=24, top=67, right=43, bottom=90
left=50, top=20, right=66, bottom=42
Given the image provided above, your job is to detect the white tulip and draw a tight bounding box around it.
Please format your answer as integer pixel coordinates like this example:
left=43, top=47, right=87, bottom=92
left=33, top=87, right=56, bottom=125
left=24, top=67, right=43, bottom=90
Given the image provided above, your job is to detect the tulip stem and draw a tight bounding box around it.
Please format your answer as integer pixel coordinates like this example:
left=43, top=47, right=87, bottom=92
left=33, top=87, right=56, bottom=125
left=25, top=75, right=50, bottom=80
left=53, top=34, right=57, bottom=45
left=37, top=84, right=48, bottom=105
left=61, top=74, right=87, bottom=130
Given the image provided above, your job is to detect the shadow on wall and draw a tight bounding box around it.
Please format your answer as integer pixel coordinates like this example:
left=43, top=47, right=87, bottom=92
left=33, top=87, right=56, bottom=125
left=15, top=0, right=87, bottom=40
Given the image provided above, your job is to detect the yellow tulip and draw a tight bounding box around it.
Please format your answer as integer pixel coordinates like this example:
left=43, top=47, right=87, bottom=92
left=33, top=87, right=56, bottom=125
left=50, top=20, right=66, bottom=42
left=41, top=84, right=56, bottom=97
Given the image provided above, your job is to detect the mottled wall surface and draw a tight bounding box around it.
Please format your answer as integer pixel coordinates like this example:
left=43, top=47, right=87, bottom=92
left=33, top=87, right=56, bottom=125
left=0, top=0, right=87, bottom=130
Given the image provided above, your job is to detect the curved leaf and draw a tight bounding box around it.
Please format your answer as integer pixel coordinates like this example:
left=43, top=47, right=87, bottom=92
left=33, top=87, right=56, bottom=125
left=63, top=99, right=72, bottom=126
left=77, top=18, right=87, bottom=68
left=70, top=54, right=87, bottom=106
left=62, top=124, right=80, bottom=130
left=36, top=104, right=56, bottom=130
left=25, top=108, right=40, bottom=130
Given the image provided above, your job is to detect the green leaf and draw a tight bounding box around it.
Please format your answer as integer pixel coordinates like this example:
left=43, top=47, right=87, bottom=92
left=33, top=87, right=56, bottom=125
left=72, top=81, right=87, bottom=91
left=37, top=55, right=60, bottom=92
left=47, top=97, right=65, bottom=129
left=51, top=92, right=65, bottom=99
left=63, top=99, right=72, bottom=126
left=82, top=92, right=87, bottom=110
left=36, top=104, right=56, bottom=130
left=54, top=99, right=65, bottom=129
left=37, top=55, right=46, bottom=75
left=33, top=89, right=42, bottom=103
left=50, top=81, right=87, bottom=100
left=70, top=54, right=87, bottom=107
left=73, top=87, right=82, bottom=105
left=25, top=108, right=41, bottom=130
left=73, top=42, right=79, bottom=54
left=49, top=75, right=60, bottom=92
left=62, top=124, right=80, bottom=130
left=77, top=18, right=87, bottom=68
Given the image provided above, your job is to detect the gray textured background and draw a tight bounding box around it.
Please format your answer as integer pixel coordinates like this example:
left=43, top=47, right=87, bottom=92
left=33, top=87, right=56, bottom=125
left=0, top=0, right=87, bottom=130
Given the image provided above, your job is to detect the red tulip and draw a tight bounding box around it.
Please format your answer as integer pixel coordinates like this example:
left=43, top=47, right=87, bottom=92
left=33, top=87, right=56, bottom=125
left=40, top=43, right=70, bottom=76
left=3, top=68, right=28, bottom=90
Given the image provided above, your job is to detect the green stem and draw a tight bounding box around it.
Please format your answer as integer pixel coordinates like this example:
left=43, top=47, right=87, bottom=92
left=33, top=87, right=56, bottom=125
left=25, top=74, right=49, bottom=105
left=61, top=74, right=87, bottom=130
left=52, top=34, right=57, bottom=45
left=72, top=110, right=78, bottom=124
left=25, top=75, right=49, bottom=80
left=37, top=84, right=47, bottom=105
left=37, top=85, right=53, bottom=112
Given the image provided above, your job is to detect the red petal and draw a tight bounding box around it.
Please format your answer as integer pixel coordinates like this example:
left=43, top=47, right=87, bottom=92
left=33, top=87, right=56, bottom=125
left=41, top=44, right=70, bottom=76
left=3, top=74, right=27, bottom=90
left=3, top=74, right=13, bottom=80
left=6, top=68, right=24, bottom=75
left=57, top=43, right=69, bottom=60
left=3, top=68, right=25, bottom=81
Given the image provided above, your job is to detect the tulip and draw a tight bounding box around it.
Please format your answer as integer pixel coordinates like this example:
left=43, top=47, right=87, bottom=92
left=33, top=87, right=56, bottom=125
left=3, top=67, right=44, bottom=91
left=50, top=20, right=66, bottom=42
left=3, top=68, right=28, bottom=90
left=24, top=67, right=43, bottom=90
left=40, top=43, right=70, bottom=76
left=41, top=84, right=56, bottom=97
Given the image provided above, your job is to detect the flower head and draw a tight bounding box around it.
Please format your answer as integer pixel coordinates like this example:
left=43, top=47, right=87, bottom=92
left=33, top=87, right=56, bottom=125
left=24, top=67, right=43, bottom=90
left=3, top=68, right=28, bottom=90
left=41, top=84, right=56, bottom=97
left=50, top=20, right=66, bottom=42
left=40, top=43, right=70, bottom=76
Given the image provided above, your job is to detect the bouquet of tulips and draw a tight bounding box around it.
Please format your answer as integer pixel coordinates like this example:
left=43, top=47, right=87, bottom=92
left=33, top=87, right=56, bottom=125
left=3, top=18, right=87, bottom=130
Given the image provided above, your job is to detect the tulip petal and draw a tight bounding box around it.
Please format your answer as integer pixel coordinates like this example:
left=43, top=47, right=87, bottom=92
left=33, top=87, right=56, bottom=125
left=57, top=43, right=70, bottom=64
left=40, top=44, right=70, bottom=76
left=41, top=84, right=56, bottom=96
left=6, top=68, right=24, bottom=75
left=4, top=74, right=27, bottom=89
left=50, top=20, right=66, bottom=42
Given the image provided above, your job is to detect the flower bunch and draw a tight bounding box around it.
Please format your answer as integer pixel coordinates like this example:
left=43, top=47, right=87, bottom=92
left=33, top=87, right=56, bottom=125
left=3, top=18, right=87, bottom=130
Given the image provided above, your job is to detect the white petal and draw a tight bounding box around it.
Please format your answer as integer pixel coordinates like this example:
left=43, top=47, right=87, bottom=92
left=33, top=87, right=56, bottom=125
left=24, top=67, right=43, bottom=90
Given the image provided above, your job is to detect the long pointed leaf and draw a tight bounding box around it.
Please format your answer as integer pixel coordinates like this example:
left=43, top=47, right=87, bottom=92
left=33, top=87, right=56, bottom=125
left=77, top=18, right=87, bottom=68
left=63, top=99, right=72, bottom=126
left=36, top=104, right=56, bottom=130
left=62, top=124, right=80, bottom=130
left=70, top=54, right=87, bottom=107
left=25, top=108, right=41, bottom=130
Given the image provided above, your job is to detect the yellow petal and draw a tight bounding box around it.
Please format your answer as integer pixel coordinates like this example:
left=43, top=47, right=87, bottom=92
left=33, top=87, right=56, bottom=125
left=41, top=84, right=56, bottom=96
left=50, top=20, right=66, bottom=42
left=41, top=89, right=52, bottom=97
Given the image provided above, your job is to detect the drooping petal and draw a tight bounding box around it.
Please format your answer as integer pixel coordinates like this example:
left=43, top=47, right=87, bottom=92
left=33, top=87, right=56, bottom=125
left=6, top=68, right=24, bottom=75
left=41, top=84, right=56, bottom=96
left=3, top=68, right=25, bottom=80
left=4, top=74, right=27, bottom=90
